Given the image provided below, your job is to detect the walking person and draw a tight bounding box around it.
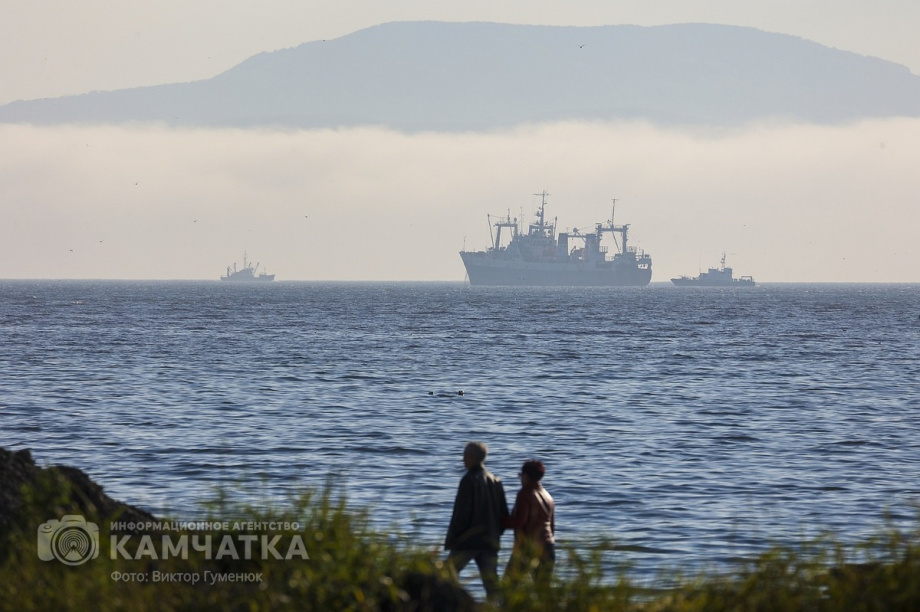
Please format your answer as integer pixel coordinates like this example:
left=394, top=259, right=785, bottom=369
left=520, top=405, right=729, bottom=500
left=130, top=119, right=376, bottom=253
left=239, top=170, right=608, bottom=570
left=504, top=459, right=556, bottom=581
left=444, top=441, right=509, bottom=599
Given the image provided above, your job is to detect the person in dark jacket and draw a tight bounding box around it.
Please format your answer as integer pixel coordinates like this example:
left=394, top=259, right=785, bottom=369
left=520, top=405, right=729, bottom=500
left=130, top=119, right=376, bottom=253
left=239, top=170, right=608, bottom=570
left=445, top=441, right=509, bottom=599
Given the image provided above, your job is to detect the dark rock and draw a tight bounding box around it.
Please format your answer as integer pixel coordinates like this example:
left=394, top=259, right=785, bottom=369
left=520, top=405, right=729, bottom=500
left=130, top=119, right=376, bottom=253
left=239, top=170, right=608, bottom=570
left=395, top=571, right=478, bottom=612
left=0, top=446, right=155, bottom=539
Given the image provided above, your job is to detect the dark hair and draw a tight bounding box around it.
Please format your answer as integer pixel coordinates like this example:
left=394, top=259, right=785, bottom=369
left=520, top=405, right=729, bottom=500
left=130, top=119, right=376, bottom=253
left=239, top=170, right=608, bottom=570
left=464, top=441, right=488, bottom=464
left=521, top=459, right=545, bottom=481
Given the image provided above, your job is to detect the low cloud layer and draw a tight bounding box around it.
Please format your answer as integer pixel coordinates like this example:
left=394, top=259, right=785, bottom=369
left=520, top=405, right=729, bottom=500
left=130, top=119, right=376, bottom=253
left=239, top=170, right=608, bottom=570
left=2, top=119, right=917, bottom=282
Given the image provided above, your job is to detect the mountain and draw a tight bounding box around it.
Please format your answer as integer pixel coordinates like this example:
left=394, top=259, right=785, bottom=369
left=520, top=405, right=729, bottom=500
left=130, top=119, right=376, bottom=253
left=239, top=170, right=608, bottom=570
left=2, top=21, right=919, bottom=130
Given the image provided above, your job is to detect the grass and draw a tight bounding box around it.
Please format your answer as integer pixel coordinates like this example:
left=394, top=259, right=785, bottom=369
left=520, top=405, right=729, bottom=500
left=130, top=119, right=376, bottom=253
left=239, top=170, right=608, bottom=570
left=4, top=471, right=920, bottom=611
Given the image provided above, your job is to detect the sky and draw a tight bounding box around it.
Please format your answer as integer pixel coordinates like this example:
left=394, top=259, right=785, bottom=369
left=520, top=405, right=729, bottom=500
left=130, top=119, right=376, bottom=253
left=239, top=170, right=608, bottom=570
left=1, top=1, right=919, bottom=282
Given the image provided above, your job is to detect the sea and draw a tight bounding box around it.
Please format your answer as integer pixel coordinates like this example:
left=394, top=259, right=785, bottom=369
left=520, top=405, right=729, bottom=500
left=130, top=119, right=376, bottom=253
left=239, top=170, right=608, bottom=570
left=2, top=280, right=920, bottom=581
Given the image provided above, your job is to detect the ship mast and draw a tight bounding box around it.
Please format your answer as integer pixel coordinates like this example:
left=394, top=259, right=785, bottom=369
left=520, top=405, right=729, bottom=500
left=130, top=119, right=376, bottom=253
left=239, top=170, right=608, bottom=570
left=489, top=209, right=518, bottom=251
left=487, top=214, right=494, bottom=249
left=609, top=199, right=620, bottom=251
left=596, top=197, right=630, bottom=254
left=530, top=190, right=553, bottom=238
left=535, top=191, right=547, bottom=230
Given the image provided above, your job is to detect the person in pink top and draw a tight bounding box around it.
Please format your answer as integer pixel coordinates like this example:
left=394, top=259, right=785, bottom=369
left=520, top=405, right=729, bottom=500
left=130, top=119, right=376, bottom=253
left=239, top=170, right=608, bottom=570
left=503, top=459, right=556, bottom=579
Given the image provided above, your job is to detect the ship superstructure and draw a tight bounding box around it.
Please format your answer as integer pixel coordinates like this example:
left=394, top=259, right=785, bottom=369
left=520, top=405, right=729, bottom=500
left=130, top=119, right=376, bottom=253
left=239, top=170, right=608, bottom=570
left=459, top=192, right=652, bottom=286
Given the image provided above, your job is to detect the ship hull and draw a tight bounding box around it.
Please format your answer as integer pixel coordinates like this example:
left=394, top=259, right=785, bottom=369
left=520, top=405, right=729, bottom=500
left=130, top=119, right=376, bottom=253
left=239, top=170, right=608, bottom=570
left=461, top=253, right=651, bottom=287
left=671, top=277, right=754, bottom=287
left=220, top=275, right=275, bottom=282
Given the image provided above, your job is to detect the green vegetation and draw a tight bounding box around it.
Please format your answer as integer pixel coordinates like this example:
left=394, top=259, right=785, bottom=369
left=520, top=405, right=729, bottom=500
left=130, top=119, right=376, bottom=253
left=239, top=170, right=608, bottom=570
left=1, top=471, right=468, bottom=611
left=4, top=468, right=920, bottom=611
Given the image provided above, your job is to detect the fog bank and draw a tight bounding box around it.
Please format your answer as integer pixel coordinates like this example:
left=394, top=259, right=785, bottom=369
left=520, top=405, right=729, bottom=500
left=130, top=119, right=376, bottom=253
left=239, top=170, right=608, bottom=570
left=1, top=119, right=917, bottom=282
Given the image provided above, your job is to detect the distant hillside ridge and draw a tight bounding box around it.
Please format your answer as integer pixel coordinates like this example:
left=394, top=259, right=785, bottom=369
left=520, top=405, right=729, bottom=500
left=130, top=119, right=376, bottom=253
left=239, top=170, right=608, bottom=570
left=2, top=21, right=919, bottom=130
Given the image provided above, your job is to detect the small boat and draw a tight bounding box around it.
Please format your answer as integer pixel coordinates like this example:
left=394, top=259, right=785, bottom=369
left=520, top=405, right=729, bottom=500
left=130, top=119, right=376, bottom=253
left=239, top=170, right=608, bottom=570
left=220, top=252, right=275, bottom=282
left=671, top=253, right=754, bottom=287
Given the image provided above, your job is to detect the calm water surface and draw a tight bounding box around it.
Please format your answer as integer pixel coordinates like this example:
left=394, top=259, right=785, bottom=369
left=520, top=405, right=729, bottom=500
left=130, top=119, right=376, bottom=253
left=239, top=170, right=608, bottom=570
left=2, top=281, right=919, bottom=577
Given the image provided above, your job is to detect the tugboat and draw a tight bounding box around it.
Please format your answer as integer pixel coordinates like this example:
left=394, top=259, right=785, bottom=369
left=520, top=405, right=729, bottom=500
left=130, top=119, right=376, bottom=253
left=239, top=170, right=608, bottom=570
left=671, top=253, right=754, bottom=287
left=459, top=191, right=652, bottom=286
left=220, top=252, right=275, bottom=282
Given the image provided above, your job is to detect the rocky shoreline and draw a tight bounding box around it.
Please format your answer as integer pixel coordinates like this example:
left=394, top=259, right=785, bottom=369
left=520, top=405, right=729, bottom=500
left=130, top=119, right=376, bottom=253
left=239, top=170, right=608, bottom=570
left=1, top=447, right=155, bottom=537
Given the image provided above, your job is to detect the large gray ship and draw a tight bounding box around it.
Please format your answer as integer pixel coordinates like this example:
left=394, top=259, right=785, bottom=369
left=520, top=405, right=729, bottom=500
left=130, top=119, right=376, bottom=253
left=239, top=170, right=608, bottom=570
left=220, top=253, right=275, bottom=282
left=459, top=192, right=652, bottom=287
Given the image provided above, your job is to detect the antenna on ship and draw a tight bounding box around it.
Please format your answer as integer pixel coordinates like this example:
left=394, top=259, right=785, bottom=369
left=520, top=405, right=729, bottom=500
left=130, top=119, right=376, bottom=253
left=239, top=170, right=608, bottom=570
left=534, top=190, right=549, bottom=229
left=609, top=198, right=621, bottom=252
